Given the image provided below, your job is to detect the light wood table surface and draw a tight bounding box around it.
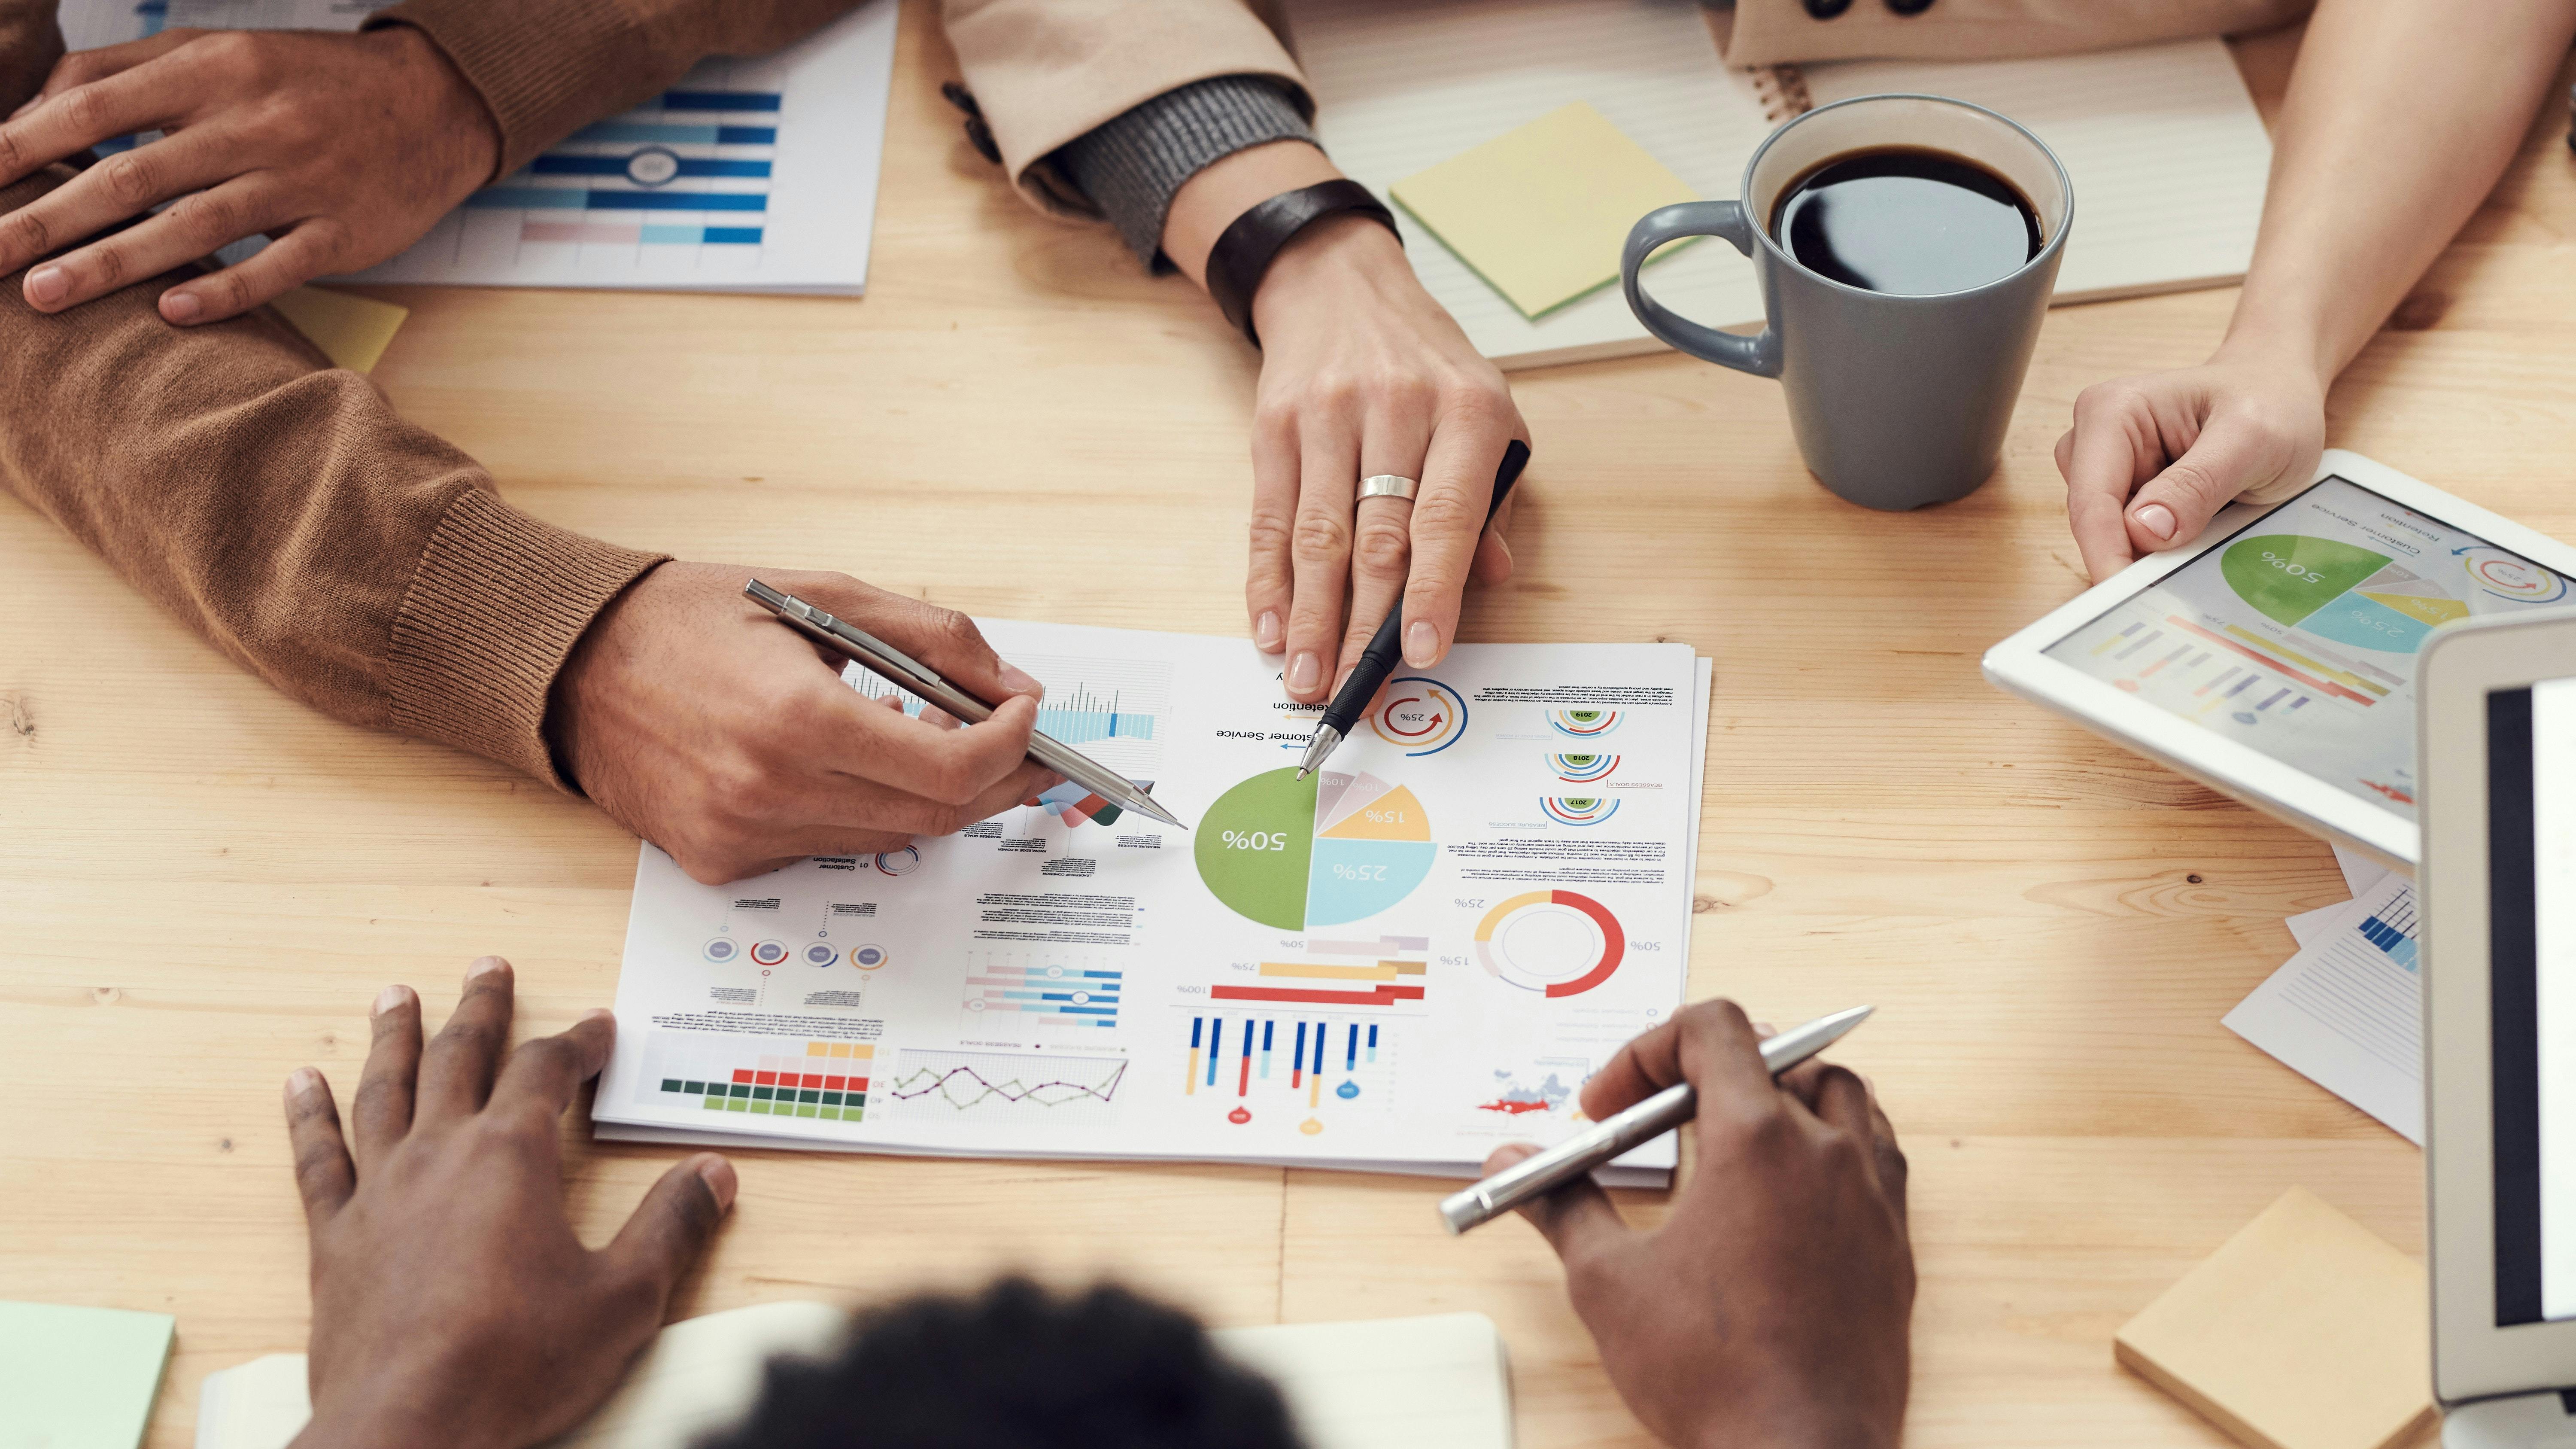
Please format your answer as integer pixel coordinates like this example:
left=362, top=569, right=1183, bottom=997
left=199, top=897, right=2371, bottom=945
left=6, top=9, right=2573, bottom=1445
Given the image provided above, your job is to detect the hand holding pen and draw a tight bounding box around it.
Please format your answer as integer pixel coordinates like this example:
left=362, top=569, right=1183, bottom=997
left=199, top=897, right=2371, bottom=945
left=1478, top=1000, right=1914, bottom=1449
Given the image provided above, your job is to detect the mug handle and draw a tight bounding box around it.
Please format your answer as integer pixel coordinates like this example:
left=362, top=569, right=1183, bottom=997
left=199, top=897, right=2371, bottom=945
left=1621, top=201, right=1782, bottom=379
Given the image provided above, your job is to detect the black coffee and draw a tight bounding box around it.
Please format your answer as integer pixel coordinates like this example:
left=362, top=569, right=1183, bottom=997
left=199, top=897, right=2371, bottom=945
left=1768, top=147, right=2041, bottom=296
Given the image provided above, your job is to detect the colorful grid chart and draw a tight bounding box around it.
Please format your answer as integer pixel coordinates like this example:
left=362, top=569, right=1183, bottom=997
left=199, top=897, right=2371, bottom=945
left=470, top=91, right=779, bottom=252
left=641, top=1033, right=874, bottom=1122
left=963, top=958, right=1122, bottom=1029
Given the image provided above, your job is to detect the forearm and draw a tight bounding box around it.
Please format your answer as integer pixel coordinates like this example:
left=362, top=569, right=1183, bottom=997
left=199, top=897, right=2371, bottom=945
left=2221, top=0, right=2576, bottom=377
left=368, top=0, right=863, bottom=177
left=0, top=167, right=661, bottom=786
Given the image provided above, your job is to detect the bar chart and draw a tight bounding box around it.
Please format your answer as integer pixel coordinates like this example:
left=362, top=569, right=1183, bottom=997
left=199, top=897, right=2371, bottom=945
left=961, top=953, right=1123, bottom=1031
left=1182, top=1013, right=1396, bottom=1130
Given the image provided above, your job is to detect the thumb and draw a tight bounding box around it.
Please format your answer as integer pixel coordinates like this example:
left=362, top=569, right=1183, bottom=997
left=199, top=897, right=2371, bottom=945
left=1482, top=1143, right=1628, bottom=1264
left=605, top=1153, right=735, bottom=1299
left=2122, top=417, right=2275, bottom=557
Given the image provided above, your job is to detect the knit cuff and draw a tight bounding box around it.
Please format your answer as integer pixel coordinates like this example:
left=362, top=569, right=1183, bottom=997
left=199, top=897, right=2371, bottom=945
left=1054, top=74, right=1318, bottom=268
left=369, top=0, right=648, bottom=180
left=386, top=489, right=667, bottom=791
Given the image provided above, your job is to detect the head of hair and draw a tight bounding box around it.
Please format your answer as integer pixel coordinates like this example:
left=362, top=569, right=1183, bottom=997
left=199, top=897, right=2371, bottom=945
left=696, top=1277, right=1307, bottom=1449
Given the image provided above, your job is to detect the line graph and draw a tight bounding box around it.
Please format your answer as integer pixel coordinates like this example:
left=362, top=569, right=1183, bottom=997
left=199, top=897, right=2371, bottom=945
left=887, top=1049, right=1127, bottom=1127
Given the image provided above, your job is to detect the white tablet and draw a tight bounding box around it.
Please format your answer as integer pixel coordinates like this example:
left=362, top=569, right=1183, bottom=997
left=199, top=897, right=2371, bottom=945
left=1982, top=450, right=2576, bottom=867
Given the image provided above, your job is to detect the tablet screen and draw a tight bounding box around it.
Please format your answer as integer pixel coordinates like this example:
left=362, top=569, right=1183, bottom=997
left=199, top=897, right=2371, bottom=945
left=2043, top=476, right=2569, bottom=820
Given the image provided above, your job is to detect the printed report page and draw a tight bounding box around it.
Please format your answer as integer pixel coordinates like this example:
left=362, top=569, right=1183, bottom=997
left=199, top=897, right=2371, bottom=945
left=595, top=621, right=1698, bottom=1175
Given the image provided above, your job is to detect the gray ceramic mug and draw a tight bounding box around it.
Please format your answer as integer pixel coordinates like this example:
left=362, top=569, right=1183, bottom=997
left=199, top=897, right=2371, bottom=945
left=1620, top=94, right=2072, bottom=511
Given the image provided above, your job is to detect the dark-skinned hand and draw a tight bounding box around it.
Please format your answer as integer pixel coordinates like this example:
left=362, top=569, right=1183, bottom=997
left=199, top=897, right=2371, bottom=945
left=282, top=958, right=737, bottom=1449
left=1481, top=999, right=1914, bottom=1449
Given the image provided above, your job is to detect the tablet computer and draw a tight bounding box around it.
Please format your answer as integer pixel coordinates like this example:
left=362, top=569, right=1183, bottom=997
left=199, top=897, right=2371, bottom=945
left=1982, top=450, right=2576, bottom=868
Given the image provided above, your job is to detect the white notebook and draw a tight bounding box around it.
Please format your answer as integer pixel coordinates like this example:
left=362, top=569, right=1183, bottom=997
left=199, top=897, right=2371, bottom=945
left=194, top=1303, right=1513, bottom=1449
left=1280, top=0, right=2273, bottom=369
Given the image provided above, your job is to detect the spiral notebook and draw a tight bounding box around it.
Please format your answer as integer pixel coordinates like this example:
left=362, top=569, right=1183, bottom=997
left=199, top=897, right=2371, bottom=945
left=1280, top=0, right=2274, bottom=369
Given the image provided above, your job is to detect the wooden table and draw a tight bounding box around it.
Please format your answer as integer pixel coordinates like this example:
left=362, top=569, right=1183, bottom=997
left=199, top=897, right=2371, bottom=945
left=6, top=9, right=2573, bottom=1444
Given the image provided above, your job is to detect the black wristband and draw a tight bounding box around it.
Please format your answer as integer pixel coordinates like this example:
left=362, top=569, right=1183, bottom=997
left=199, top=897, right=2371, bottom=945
left=1203, top=179, right=1400, bottom=347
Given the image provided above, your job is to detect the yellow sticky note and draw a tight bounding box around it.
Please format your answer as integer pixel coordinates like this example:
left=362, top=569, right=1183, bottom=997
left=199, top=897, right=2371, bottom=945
left=267, top=286, right=409, bottom=374
left=2114, top=1187, right=2435, bottom=1449
left=1391, top=101, right=1699, bottom=320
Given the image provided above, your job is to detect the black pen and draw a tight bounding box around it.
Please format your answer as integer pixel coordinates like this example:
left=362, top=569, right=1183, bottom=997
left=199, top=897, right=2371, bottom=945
left=1296, top=439, right=1531, bottom=779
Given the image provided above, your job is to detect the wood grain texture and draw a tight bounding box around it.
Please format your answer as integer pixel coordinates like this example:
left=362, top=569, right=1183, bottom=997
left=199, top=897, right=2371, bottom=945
left=3, top=8, right=2570, bottom=1444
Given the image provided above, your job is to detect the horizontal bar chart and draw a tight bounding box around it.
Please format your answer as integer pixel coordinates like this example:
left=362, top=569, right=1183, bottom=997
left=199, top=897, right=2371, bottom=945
left=571, top=122, right=778, bottom=146
left=520, top=223, right=764, bottom=246
left=1210, top=982, right=1424, bottom=1007
left=1256, top=960, right=1426, bottom=980
left=469, top=188, right=769, bottom=213
left=662, top=90, right=783, bottom=111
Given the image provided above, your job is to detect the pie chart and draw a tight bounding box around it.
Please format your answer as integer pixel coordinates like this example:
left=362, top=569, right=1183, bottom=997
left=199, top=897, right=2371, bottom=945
left=1195, top=768, right=1439, bottom=931
left=1476, top=890, right=1625, bottom=997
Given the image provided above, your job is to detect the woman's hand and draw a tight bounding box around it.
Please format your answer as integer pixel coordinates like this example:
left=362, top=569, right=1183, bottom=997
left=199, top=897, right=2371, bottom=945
left=1160, top=140, right=1528, bottom=703
left=1246, top=214, right=1525, bottom=701
left=2056, top=342, right=2327, bottom=582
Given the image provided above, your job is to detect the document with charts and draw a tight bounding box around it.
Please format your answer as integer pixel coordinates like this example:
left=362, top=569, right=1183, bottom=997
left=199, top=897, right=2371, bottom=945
left=594, top=622, right=1705, bottom=1181
left=57, top=0, right=896, bottom=294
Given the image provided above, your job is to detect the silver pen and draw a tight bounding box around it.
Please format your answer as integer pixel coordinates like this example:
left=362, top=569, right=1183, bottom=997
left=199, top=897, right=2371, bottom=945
left=744, top=579, right=1187, bottom=831
left=1437, top=1005, right=1874, bottom=1235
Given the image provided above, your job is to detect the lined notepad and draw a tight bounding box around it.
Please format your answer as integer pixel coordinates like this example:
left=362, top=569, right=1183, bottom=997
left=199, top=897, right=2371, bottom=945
left=1281, top=0, right=2273, bottom=370
left=194, top=1305, right=1514, bottom=1449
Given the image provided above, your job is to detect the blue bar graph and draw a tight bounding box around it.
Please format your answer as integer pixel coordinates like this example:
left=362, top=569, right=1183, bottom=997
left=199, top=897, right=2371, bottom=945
left=532, top=156, right=773, bottom=180
left=2359, top=913, right=2419, bottom=969
left=1261, top=1020, right=1274, bottom=1078
left=1206, top=1020, right=1223, bottom=1087
left=662, top=90, right=784, bottom=112
left=1345, top=1024, right=1358, bottom=1072
left=572, top=122, right=778, bottom=146
left=468, top=189, right=768, bottom=213
left=1366, top=1024, right=1378, bottom=1064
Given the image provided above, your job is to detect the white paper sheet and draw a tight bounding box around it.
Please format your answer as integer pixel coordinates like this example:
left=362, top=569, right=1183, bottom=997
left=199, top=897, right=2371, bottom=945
left=595, top=625, right=1703, bottom=1180
left=2225, top=873, right=2423, bottom=1142
left=57, top=0, right=896, bottom=295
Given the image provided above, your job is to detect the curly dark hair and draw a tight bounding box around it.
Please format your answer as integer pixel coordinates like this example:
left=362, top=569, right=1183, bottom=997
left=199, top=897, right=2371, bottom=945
left=696, top=1278, right=1307, bottom=1449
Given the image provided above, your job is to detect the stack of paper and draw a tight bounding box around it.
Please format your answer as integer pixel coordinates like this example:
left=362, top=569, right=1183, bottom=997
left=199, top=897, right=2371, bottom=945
left=2226, top=863, right=2421, bottom=1142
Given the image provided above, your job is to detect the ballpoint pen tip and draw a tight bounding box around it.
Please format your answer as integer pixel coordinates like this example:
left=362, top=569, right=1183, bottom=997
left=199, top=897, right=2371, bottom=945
left=1294, top=767, right=1309, bottom=780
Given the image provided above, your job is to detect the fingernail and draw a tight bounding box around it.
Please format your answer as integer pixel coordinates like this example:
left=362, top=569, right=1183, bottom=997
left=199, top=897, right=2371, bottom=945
left=1404, top=621, right=1440, bottom=667
left=2134, top=502, right=2177, bottom=541
left=1254, top=611, right=1283, bottom=651
left=288, top=1067, right=322, bottom=1101
left=1288, top=652, right=1320, bottom=693
left=372, top=984, right=410, bottom=1017
left=694, top=1154, right=738, bottom=1211
left=161, top=290, right=201, bottom=324
left=25, top=265, right=64, bottom=305
left=999, top=663, right=1041, bottom=698
left=468, top=955, right=509, bottom=980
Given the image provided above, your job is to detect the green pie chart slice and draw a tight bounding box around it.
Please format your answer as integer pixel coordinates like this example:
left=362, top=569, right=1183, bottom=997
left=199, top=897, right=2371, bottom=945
left=1194, top=767, right=1318, bottom=931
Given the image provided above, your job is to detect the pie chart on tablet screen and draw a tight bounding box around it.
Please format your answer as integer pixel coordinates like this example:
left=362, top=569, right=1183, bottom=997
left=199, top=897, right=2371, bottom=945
left=1194, top=768, right=1438, bottom=931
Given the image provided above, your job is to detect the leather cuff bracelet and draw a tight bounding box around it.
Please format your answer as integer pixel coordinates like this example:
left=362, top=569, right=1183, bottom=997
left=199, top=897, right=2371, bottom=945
left=1203, top=179, right=1401, bottom=348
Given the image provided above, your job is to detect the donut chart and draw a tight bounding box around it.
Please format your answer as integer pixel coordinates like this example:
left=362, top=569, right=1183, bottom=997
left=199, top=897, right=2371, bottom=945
left=1475, top=891, right=1625, bottom=997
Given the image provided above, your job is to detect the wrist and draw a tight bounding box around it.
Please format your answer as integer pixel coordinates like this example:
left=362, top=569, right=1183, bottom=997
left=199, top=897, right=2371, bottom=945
left=1163, top=140, right=1343, bottom=285
left=1247, top=212, right=1409, bottom=338
left=374, top=23, right=502, bottom=191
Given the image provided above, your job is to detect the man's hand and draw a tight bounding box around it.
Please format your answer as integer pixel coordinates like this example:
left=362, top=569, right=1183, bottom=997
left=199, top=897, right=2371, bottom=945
left=548, top=562, right=1057, bottom=886
left=0, top=25, right=498, bottom=324
left=285, top=959, right=736, bottom=1449
left=1482, top=1001, right=1914, bottom=1449
left=2056, top=343, right=2327, bottom=582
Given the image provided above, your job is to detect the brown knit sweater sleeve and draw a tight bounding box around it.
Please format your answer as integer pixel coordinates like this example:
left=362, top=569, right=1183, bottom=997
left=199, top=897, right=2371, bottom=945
left=0, top=158, right=664, bottom=786
left=370, top=0, right=865, bottom=178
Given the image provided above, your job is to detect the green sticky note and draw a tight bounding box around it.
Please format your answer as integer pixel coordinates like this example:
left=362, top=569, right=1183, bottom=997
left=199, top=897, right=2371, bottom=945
left=0, top=1301, right=175, bottom=1449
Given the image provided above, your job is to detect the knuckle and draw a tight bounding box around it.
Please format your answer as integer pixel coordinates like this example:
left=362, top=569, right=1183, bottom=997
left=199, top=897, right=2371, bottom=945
left=1245, top=511, right=1296, bottom=560
left=1407, top=488, right=1479, bottom=542
left=1290, top=511, right=1351, bottom=564
left=205, top=30, right=273, bottom=82
left=1309, top=371, right=1363, bottom=410
left=432, top=1018, right=498, bottom=1059
left=170, top=186, right=242, bottom=243
left=55, top=84, right=107, bottom=136
left=1439, top=379, right=1511, bottom=426
left=99, top=149, right=157, bottom=207
left=349, top=1075, right=405, bottom=1121
left=1350, top=517, right=1411, bottom=576
left=291, top=1140, right=344, bottom=1185
left=0, top=130, right=25, bottom=180
left=3, top=206, right=49, bottom=258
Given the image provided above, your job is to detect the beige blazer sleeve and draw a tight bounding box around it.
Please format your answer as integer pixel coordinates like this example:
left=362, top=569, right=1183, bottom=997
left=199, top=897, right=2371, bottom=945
left=939, top=0, right=1311, bottom=216
left=1721, top=0, right=2312, bottom=67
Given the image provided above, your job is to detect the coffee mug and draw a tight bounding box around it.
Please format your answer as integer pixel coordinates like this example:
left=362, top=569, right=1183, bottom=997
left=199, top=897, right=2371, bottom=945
left=1619, top=94, right=2072, bottom=511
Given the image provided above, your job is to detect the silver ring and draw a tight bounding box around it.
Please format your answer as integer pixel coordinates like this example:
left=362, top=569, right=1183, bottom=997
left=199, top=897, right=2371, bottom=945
left=1357, top=474, right=1420, bottom=502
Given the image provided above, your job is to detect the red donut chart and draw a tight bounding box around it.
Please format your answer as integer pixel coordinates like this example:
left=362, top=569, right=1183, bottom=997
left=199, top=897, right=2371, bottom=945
left=1474, top=889, right=1626, bottom=998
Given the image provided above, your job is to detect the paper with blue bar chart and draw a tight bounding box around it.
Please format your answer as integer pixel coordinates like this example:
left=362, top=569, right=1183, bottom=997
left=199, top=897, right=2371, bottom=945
left=59, top=0, right=896, bottom=294
left=594, top=620, right=1709, bottom=1180
left=2224, top=871, right=2424, bottom=1142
